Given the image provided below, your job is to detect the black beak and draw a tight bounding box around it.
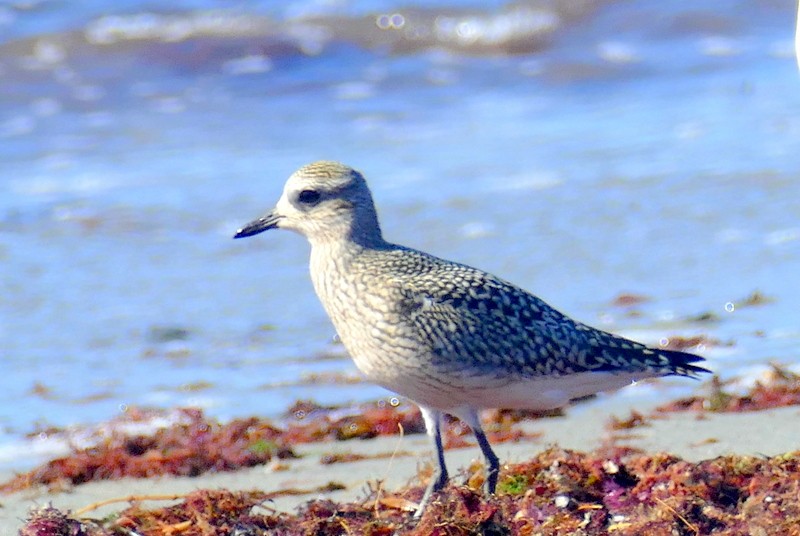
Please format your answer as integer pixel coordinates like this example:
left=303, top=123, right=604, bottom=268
left=233, top=211, right=282, bottom=239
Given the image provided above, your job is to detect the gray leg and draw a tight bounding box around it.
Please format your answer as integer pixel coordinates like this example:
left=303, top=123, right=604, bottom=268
left=458, top=408, right=500, bottom=494
left=415, top=406, right=448, bottom=518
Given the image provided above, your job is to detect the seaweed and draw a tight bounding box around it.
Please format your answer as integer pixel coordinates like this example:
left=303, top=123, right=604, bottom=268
left=658, top=364, right=800, bottom=413
left=11, top=366, right=800, bottom=533
left=2, top=399, right=538, bottom=494
left=1, top=408, right=295, bottom=494
left=17, top=449, right=800, bottom=535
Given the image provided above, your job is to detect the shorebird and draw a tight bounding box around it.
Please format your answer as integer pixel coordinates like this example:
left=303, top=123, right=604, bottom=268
left=234, top=161, right=709, bottom=516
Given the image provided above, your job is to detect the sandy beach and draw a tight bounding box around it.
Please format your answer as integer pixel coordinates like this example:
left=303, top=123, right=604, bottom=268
left=4, top=397, right=798, bottom=535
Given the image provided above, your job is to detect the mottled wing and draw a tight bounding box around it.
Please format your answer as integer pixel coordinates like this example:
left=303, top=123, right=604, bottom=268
left=392, top=254, right=706, bottom=380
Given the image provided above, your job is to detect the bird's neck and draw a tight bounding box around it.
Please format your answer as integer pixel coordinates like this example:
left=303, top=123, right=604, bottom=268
left=308, top=238, right=366, bottom=320
left=307, top=206, right=388, bottom=301
left=308, top=224, right=389, bottom=300
left=308, top=206, right=386, bottom=250
left=308, top=232, right=387, bottom=271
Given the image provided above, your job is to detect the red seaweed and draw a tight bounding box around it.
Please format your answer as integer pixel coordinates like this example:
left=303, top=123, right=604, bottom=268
left=18, top=449, right=800, bottom=535
left=658, top=364, right=800, bottom=413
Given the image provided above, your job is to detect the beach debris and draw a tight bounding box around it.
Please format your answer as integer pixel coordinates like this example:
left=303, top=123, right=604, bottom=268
left=147, top=325, right=192, bottom=343
left=13, top=448, right=800, bottom=534
left=732, top=290, right=773, bottom=308
left=1, top=408, right=295, bottom=494
left=2, top=399, right=542, bottom=494
left=319, top=450, right=413, bottom=465
left=687, top=289, right=774, bottom=323
left=685, top=310, right=721, bottom=323
left=19, top=504, right=96, bottom=536
left=658, top=363, right=800, bottom=413
left=281, top=399, right=426, bottom=444
left=607, top=410, right=649, bottom=431
left=5, top=360, right=794, bottom=496
left=657, top=334, right=730, bottom=351
left=609, top=293, right=650, bottom=307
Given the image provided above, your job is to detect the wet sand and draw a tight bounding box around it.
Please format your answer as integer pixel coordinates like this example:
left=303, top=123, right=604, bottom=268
left=3, top=399, right=798, bottom=534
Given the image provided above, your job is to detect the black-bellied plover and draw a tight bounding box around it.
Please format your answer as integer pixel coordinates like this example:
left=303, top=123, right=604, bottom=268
left=234, top=161, right=710, bottom=517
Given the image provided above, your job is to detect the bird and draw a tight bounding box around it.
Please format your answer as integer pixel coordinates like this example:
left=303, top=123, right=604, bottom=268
left=233, top=161, right=710, bottom=517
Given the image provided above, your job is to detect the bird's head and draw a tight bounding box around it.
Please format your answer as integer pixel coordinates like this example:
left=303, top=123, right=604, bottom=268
left=234, top=161, right=383, bottom=246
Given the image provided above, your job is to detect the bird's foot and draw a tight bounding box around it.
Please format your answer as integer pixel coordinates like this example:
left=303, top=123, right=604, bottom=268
left=413, top=468, right=448, bottom=519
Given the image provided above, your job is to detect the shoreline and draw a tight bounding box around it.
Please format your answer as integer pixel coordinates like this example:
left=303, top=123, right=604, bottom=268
left=3, top=397, right=799, bottom=534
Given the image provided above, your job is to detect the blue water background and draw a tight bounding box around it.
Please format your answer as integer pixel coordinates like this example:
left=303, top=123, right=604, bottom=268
left=1, top=0, right=799, bottom=470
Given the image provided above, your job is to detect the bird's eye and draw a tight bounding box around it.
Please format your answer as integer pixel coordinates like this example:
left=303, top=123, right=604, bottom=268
left=297, top=189, right=321, bottom=206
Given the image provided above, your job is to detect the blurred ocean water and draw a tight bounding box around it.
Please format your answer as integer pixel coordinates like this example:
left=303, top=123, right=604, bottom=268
left=1, top=0, right=799, bottom=470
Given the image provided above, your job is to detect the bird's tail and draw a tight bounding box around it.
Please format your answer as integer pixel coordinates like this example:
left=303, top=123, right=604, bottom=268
left=594, top=342, right=711, bottom=379
left=657, top=348, right=711, bottom=378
